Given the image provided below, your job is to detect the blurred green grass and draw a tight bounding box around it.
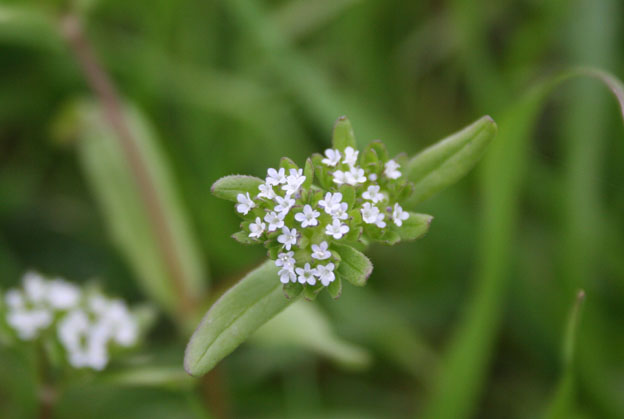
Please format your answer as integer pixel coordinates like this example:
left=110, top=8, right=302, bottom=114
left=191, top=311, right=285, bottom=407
left=1, top=0, right=623, bottom=418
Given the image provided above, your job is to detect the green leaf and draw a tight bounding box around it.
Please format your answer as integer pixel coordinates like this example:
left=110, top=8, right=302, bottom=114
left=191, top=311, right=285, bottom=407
left=327, top=277, right=342, bottom=299
left=302, top=157, right=314, bottom=190
left=303, top=283, right=323, bottom=301
left=543, top=290, right=586, bottom=419
left=231, top=231, right=256, bottom=245
left=380, top=230, right=401, bottom=246
left=338, top=184, right=355, bottom=207
left=392, top=213, right=433, bottom=241
left=102, top=366, right=195, bottom=390
left=332, top=116, right=357, bottom=150
left=422, top=69, right=624, bottom=419
left=333, top=243, right=373, bottom=287
left=280, top=156, right=298, bottom=171
left=283, top=282, right=303, bottom=299
left=211, top=175, right=263, bottom=202
left=251, top=301, right=370, bottom=369
left=63, top=100, right=208, bottom=321
left=184, top=261, right=301, bottom=376
left=405, top=116, right=497, bottom=206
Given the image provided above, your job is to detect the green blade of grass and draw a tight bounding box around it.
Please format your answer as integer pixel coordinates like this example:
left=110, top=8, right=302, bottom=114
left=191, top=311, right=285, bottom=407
left=422, top=69, right=624, bottom=419
left=543, top=290, right=586, bottom=419
left=56, top=100, right=208, bottom=324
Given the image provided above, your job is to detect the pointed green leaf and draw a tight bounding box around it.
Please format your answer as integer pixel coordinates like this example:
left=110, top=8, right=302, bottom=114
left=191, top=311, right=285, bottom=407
left=405, top=116, right=497, bottom=206
left=333, top=243, right=373, bottom=287
left=280, top=157, right=298, bottom=171
left=368, top=140, right=389, bottom=162
left=211, top=175, right=263, bottom=202
left=332, top=116, right=357, bottom=150
left=184, top=261, right=301, bottom=376
left=391, top=213, right=433, bottom=241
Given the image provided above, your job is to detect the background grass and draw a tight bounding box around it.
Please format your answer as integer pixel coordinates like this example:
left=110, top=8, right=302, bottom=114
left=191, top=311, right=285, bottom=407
left=1, top=0, right=623, bottom=418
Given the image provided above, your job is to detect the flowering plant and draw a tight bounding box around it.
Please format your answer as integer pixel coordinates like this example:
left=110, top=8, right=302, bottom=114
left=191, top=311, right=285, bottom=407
left=3, top=271, right=144, bottom=371
left=213, top=116, right=433, bottom=300
left=185, top=115, right=497, bottom=376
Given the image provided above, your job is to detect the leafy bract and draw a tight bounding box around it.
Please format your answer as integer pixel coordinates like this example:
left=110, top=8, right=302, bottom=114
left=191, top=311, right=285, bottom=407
left=184, top=261, right=301, bottom=376
left=405, top=116, right=497, bottom=206
left=333, top=244, right=373, bottom=287
left=332, top=115, right=357, bottom=150
left=211, top=175, right=264, bottom=202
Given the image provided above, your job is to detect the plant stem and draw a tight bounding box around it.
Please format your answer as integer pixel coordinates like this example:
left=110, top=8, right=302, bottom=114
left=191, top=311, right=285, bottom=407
left=59, top=13, right=197, bottom=321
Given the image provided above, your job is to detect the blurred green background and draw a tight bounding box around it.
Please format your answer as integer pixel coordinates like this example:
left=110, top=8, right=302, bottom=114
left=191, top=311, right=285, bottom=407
left=1, top=0, right=623, bottom=418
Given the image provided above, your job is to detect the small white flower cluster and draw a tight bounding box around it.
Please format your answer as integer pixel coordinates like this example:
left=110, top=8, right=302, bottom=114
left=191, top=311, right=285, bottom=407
left=230, top=140, right=414, bottom=290
left=4, top=271, right=139, bottom=370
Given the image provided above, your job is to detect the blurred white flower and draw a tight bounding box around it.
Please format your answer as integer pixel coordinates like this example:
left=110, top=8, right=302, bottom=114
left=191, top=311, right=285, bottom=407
left=325, top=219, right=349, bottom=239
left=392, top=203, right=409, bottom=227
left=277, top=226, right=298, bottom=250
left=321, top=149, right=341, bottom=166
left=295, top=205, right=320, bottom=228
left=248, top=217, right=266, bottom=239
left=343, top=146, right=359, bottom=166
left=235, top=193, right=255, bottom=215
left=311, top=241, right=331, bottom=260
left=384, top=160, right=401, bottom=179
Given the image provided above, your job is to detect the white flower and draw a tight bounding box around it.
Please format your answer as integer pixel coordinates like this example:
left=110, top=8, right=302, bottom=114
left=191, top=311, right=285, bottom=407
left=332, top=170, right=348, bottom=185
left=278, top=267, right=296, bottom=284
left=23, top=271, right=48, bottom=304
left=369, top=173, right=378, bottom=181
left=5, top=289, right=24, bottom=309
left=384, top=159, right=401, bottom=179
left=295, top=263, right=317, bottom=285
left=248, top=217, right=266, bottom=239
left=275, top=251, right=295, bottom=269
left=311, top=241, right=331, bottom=260
left=264, top=211, right=285, bottom=232
left=330, top=202, right=349, bottom=220
left=361, top=202, right=380, bottom=224
left=318, top=192, right=343, bottom=214
left=362, top=185, right=385, bottom=203
left=7, top=308, right=52, bottom=340
left=315, top=263, right=336, bottom=286
left=325, top=219, right=349, bottom=239
left=282, top=168, right=306, bottom=195
left=343, top=146, right=359, bottom=166
left=361, top=202, right=386, bottom=227
left=58, top=309, right=109, bottom=370
left=266, top=168, right=287, bottom=186
left=257, top=183, right=276, bottom=200
left=277, top=226, right=298, bottom=250
left=294, top=204, right=320, bottom=227
left=274, top=195, right=295, bottom=215
left=321, top=149, right=341, bottom=166
left=235, top=193, right=255, bottom=215
left=47, top=279, right=81, bottom=309
left=392, top=203, right=410, bottom=226
left=345, top=166, right=366, bottom=185
left=99, top=299, right=138, bottom=347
